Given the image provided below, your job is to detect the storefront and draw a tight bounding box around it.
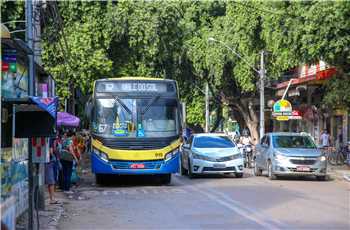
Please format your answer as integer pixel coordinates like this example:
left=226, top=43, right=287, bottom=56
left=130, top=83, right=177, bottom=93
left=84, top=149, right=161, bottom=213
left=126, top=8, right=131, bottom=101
left=1, top=24, right=55, bottom=230
left=272, top=61, right=348, bottom=145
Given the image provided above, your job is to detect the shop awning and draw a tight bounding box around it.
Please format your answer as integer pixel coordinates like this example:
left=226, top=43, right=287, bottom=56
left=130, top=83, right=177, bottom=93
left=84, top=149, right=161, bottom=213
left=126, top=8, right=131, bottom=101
left=2, top=97, right=58, bottom=138
left=276, top=67, right=337, bottom=89
left=57, top=112, right=80, bottom=127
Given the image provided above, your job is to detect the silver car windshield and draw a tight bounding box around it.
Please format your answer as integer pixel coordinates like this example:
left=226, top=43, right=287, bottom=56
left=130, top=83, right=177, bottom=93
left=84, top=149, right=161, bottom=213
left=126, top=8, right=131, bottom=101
left=272, top=136, right=317, bottom=149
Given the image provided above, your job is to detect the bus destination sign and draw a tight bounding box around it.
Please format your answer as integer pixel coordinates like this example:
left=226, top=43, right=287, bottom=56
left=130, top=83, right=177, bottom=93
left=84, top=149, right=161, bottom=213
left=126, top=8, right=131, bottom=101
left=96, top=81, right=171, bottom=93
left=122, top=83, right=157, bottom=92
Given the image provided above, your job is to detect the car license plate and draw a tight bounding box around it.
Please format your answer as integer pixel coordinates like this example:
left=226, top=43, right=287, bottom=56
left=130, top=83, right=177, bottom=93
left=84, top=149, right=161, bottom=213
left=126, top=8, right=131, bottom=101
left=296, top=166, right=310, bottom=172
left=213, top=163, right=226, bottom=168
left=130, top=163, right=145, bottom=169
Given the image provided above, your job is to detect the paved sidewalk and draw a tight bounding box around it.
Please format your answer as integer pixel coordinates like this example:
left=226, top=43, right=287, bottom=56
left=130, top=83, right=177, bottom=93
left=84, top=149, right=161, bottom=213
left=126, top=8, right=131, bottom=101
left=38, top=192, right=65, bottom=230
left=328, top=164, right=350, bottom=182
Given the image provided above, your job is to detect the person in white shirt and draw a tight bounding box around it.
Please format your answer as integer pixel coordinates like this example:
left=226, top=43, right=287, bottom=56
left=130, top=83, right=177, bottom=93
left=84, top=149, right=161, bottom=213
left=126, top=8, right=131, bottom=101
left=320, top=130, right=331, bottom=147
left=240, top=129, right=252, bottom=145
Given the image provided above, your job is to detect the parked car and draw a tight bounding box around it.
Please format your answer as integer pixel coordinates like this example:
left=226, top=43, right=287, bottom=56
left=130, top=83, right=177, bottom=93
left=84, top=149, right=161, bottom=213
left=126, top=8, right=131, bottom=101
left=180, top=133, right=244, bottom=178
left=254, top=132, right=327, bottom=180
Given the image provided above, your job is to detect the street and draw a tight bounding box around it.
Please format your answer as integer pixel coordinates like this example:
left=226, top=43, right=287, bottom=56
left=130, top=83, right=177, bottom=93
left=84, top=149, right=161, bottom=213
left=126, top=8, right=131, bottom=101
left=58, top=171, right=349, bottom=230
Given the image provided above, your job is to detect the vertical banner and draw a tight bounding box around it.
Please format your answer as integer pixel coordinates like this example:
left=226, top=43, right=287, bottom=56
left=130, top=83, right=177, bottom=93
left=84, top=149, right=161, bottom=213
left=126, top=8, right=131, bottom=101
left=32, top=137, right=50, bottom=163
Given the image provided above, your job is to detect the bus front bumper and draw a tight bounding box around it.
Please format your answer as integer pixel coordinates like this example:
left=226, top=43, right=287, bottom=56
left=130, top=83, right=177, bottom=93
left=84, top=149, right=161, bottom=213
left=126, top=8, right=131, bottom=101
left=91, top=152, right=179, bottom=175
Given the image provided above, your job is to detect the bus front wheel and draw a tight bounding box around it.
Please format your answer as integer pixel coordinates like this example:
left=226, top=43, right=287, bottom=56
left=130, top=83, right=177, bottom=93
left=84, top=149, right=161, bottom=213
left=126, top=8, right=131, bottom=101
left=160, top=174, right=171, bottom=185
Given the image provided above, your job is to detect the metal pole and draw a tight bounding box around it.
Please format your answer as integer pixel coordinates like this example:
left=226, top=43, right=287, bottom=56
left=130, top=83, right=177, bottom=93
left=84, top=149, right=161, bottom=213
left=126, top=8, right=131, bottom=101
left=281, top=78, right=295, bottom=100
left=205, top=82, right=209, bottom=133
left=26, top=0, right=34, bottom=229
left=259, top=51, right=265, bottom=140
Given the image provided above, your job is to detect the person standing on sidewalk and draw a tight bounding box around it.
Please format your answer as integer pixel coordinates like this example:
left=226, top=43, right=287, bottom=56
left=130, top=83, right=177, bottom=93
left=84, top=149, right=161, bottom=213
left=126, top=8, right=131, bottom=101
left=320, top=130, right=331, bottom=147
left=60, top=130, right=79, bottom=193
left=45, top=137, right=60, bottom=204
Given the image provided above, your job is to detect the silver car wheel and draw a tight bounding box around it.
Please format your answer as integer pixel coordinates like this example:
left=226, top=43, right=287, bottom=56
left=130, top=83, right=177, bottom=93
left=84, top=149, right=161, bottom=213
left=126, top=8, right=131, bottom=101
left=268, top=161, right=277, bottom=180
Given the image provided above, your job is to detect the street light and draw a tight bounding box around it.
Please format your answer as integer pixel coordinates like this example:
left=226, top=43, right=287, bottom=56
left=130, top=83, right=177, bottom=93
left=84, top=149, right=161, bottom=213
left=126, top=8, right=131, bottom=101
left=208, top=37, right=266, bottom=139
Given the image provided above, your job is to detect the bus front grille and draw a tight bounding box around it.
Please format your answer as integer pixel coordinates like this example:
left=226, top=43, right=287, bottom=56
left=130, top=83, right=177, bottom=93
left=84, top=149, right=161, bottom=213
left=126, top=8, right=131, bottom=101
left=111, top=160, right=163, bottom=169
left=101, top=139, right=172, bottom=150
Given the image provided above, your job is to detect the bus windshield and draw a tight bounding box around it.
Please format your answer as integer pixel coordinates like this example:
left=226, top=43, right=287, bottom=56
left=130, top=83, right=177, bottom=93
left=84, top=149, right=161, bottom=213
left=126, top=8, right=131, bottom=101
left=92, top=97, right=179, bottom=138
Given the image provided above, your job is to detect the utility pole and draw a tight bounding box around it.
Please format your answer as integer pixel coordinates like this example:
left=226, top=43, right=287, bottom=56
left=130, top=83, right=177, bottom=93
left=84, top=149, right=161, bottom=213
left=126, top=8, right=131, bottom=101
left=259, top=51, right=265, bottom=139
left=33, top=0, right=46, bottom=211
left=26, top=0, right=35, bottom=229
left=205, top=82, right=209, bottom=133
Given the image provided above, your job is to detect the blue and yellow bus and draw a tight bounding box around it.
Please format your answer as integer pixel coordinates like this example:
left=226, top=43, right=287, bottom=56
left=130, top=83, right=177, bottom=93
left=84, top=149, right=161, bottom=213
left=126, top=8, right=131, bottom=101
left=89, top=77, right=181, bottom=184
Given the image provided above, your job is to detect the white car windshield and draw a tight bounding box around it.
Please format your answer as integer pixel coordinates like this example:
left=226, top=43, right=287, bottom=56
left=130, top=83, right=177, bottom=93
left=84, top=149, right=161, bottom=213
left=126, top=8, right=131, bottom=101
left=193, top=136, right=235, bottom=148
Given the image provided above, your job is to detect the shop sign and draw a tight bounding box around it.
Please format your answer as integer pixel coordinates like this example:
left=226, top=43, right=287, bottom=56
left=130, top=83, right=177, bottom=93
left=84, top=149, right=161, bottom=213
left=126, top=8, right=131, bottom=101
left=276, top=116, right=289, bottom=121
left=272, top=99, right=292, bottom=117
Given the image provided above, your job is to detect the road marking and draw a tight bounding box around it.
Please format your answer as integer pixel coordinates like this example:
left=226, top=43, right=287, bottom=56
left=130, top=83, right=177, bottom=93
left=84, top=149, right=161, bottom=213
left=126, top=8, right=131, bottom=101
left=80, top=187, right=188, bottom=198
left=174, top=176, right=284, bottom=230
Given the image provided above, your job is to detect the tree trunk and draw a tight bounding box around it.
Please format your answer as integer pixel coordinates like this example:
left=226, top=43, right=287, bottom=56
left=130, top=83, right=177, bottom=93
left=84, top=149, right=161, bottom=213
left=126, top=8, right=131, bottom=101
left=221, top=93, right=260, bottom=145
left=232, top=99, right=260, bottom=145
left=210, top=104, right=223, bottom=132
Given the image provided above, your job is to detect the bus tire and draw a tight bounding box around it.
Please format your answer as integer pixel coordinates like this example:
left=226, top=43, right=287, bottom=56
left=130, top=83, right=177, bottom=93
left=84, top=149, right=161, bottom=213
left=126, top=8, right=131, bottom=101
left=95, top=174, right=104, bottom=185
left=160, top=174, right=171, bottom=185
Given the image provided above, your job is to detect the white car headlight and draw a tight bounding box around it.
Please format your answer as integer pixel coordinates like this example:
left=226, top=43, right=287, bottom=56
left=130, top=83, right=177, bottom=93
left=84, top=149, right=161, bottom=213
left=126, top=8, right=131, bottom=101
left=231, top=153, right=242, bottom=160
left=192, top=152, right=212, bottom=161
left=165, top=148, right=178, bottom=161
left=318, top=155, right=326, bottom=162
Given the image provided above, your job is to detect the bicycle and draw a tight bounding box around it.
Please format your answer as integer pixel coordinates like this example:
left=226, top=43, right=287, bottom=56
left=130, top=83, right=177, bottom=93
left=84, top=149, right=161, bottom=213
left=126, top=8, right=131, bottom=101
left=323, top=146, right=345, bottom=165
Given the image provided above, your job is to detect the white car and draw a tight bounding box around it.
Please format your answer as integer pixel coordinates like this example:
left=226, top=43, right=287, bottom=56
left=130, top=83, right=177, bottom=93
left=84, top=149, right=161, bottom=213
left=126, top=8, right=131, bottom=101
left=180, top=133, right=244, bottom=178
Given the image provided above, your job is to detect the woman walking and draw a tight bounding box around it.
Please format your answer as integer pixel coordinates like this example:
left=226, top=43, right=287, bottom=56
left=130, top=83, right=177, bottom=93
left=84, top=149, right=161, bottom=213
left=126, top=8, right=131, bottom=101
left=60, top=131, right=79, bottom=193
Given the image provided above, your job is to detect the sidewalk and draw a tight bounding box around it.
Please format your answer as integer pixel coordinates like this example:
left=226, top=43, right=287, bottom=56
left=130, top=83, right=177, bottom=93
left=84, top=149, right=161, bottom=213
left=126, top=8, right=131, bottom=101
left=327, top=164, right=350, bottom=182
left=37, top=191, right=65, bottom=230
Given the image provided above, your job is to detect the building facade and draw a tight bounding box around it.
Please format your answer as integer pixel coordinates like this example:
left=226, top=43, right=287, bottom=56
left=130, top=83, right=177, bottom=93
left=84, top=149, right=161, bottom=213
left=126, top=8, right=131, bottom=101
left=272, top=61, right=349, bottom=146
left=1, top=24, right=55, bottom=229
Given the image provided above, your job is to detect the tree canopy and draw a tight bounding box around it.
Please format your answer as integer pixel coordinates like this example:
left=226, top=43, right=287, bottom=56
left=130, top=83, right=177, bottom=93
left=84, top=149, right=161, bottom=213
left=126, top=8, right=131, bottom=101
left=2, top=0, right=349, bottom=137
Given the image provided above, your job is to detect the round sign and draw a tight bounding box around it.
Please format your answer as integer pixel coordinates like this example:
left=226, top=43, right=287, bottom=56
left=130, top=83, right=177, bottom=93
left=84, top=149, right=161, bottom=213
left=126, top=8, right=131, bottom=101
left=273, top=99, right=292, bottom=113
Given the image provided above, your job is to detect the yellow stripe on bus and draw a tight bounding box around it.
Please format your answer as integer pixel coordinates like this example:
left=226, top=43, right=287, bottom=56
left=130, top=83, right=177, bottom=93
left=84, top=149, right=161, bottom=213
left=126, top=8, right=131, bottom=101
left=92, top=138, right=181, bottom=161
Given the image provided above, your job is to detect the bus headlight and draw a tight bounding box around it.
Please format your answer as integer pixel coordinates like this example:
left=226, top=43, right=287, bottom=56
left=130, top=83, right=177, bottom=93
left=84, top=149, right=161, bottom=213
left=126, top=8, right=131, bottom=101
left=165, top=148, right=178, bottom=161
left=93, top=148, right=109, bottom=162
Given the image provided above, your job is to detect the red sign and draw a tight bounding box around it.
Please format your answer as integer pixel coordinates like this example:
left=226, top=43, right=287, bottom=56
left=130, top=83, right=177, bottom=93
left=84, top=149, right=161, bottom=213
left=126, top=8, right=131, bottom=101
left=1, top=62, right=9, bottom=72
left=276, top=67, right=337, bottom=89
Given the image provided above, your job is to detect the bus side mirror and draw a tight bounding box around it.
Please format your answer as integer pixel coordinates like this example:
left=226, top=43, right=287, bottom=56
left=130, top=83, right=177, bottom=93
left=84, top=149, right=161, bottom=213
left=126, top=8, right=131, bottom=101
left=85, top=97, right=93, bottom=119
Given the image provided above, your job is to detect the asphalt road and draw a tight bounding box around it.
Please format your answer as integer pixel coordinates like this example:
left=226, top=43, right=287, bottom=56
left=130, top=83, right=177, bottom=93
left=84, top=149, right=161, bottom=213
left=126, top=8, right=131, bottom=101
left=58, top=170, right=349, bottom=230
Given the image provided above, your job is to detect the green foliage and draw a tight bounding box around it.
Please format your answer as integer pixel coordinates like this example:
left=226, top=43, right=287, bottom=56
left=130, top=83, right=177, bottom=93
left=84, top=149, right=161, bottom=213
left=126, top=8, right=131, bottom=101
left=2, top=0, right=349, bottom=123
left=41, top=1, right=115, bottom=99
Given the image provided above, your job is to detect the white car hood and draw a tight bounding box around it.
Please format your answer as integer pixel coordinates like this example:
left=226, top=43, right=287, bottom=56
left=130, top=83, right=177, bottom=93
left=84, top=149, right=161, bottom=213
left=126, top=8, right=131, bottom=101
left=192, top=147, right=240, bottom=157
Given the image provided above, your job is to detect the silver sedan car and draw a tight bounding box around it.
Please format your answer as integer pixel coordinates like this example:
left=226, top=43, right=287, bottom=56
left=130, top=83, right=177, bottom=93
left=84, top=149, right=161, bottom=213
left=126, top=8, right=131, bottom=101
left=180, top=133, right=244, bottom=178
left=254, top=132, right=327, bottom=180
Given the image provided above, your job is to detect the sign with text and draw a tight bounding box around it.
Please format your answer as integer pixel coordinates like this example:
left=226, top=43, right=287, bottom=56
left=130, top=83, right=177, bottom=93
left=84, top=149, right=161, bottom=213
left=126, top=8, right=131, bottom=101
left=96, top=81, right=174, bottom=94
left=272, top=99, right=292, bottom=117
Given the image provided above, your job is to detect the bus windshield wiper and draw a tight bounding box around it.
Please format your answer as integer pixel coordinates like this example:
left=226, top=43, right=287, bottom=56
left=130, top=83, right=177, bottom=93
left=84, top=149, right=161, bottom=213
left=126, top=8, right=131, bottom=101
left=141, top=95, right=160, bottom=115
left=114, top=96, right=132, bottom=114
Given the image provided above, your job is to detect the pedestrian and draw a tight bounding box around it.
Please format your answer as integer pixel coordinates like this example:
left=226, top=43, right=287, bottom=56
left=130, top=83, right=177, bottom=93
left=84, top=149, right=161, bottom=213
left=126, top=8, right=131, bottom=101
left=45, top=137, right=60, bottom=204
left=53, top=132, right=62, bottom=185
left=320, top=129, right=331, bottom=148
left=336, top=128, right=343, bottom=149
left=60, top=130, right=79, bottom=193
